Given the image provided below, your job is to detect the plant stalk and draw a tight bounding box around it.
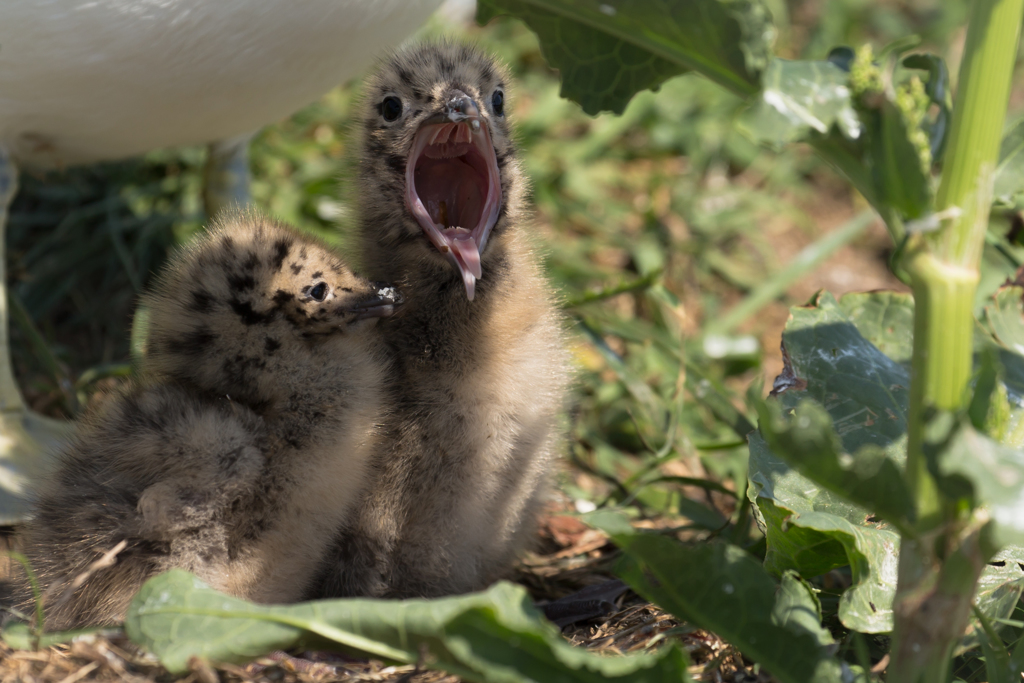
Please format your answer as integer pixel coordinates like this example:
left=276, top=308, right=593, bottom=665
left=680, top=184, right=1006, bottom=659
left=902, top=0, right=1022, bottom=528
left=930, top=0, right=1022, bottom=271
left=904, top=253, right=977, bottom=525
left=892, top=0, right=1023, bottom=679
left=890, top=524, right=989, bottom=682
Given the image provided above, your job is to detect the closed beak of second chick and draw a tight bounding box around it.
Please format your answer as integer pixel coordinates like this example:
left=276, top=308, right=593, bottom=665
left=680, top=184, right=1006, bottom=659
left=347, top=284, right=403, bottom=321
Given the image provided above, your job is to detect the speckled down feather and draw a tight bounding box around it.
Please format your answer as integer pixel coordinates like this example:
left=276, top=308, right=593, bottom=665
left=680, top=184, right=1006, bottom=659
left=9, top=212, right=394, bottom=629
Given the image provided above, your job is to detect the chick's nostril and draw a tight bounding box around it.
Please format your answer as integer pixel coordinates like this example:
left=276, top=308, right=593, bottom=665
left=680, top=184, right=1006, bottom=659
left=445, top=90, right=480, bottom=120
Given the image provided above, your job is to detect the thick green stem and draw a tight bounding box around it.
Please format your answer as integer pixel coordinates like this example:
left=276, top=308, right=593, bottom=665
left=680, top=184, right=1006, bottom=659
left=905, top=253, right=977, bottom=525
left=902, top=0, right=1022, bottom=530
left=889, top=524, right=989, bottom=682
left=930, top=0, right=1022, bottom=270
left=891, top=0, right=1023, bottom=679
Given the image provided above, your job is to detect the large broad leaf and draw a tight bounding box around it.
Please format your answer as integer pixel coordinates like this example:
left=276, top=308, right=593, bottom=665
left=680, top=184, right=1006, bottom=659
left=476, top=0, right=774, bottom=113
left=835, top=291, right=915, bottom=366
left=749, top=434, right=901, bottom=633
left=757, top=399, right=914, bottom=527
left=587, top=511, right=859, bottom=683
left=739, top=59, right=861, bottom=147
left=740, top=53, right=943, bottom=225
left=748, top=292, right=909, bottom=633
left=126, top=570, right=690, bottom=681
left=767, top=292, right=911, bottom=456
left=752, top=290, right=1024, bottom=636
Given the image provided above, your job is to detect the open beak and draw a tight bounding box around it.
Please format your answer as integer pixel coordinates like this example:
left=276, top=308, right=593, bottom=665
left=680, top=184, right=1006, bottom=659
left=405, top=89, right=502, bottom=301
left=347, top=284, right=403, bottom=321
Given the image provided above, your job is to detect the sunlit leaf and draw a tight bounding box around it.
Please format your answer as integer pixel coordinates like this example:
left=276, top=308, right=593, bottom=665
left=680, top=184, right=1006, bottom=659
left=477, top=0, right=775, bottom=114
left=739, top=59, right=861, bottom=146
left=836, top=291, right=915, bottom=366
left=126, top=570, right=690, bottom=681
left=749, top=438, right=901, bottom=633
left=752, top=289, right=1024, bottom=636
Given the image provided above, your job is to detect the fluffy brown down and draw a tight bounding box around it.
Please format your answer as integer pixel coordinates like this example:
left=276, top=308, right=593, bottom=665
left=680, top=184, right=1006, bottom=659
left=310, top=41, right=571, bottom=599
left=11, top=212, right=394, bottom=629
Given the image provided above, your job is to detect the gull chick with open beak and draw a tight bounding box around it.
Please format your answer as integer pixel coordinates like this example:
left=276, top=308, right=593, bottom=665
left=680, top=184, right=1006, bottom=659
left=309, top=41, right=571, bottom=600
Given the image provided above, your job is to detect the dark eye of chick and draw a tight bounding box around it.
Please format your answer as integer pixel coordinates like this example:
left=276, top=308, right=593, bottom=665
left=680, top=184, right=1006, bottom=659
left=309, top=282, right=328, bottom=301
left=491, top=90, right=504, bottom=117
left=380, top=96, right=403, bottom=122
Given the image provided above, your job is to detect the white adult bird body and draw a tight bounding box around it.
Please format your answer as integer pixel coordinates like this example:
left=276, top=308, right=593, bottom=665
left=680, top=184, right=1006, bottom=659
left=1, top=0, right=443, bottom=167
left=0, top=0, right=444, bottom=523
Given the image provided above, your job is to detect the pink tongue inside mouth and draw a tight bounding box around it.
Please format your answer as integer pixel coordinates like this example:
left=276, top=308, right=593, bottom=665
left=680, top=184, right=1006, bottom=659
left=447, top=229, right=482, bottom=299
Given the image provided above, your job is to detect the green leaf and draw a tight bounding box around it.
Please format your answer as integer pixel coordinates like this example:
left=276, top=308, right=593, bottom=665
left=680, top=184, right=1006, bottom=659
left=836, top=291, right=915, bottom=366
left=749, top=291, right=909, bottom=633
left=747, top=450, right=901, bottom=633
left=739, top=59, right=861, bottom=147
left=868, top=98, right=932, bottom=220
left=847, top=288, right=1024, bottom=446
left=738, top=50, right=943, bottom=229
left=961, top=545, right=1024, bottom=654
left=769, top=291, right=910, bottom=461
left=772, top=571, right=835, bottom=649
left=756, top=399, right=914, bottom=527
left=994, top=116, right=1024, bottom=207
left=933, top=421, right=1024, bottom=548
left=476, top=0, right=774, bottom=114
left=752, top=289, right=1024, bottom=636
left=753, top=286, right=1024, bottom=643
left=586, top=511, right=855, bottom=683
left=979, top=286, right=1024, bottom=426
left=126, top=570, right=690, bottom=681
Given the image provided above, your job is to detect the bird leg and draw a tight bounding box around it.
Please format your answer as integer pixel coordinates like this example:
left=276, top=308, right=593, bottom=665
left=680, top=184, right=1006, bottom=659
left=0, top=148, right=72, bottom=525
left=202, top=133, right=254, bottom=218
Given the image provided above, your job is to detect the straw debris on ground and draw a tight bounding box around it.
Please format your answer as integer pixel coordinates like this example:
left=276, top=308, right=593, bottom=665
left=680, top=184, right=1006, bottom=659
left=1, top=505, right=775, bottom=683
